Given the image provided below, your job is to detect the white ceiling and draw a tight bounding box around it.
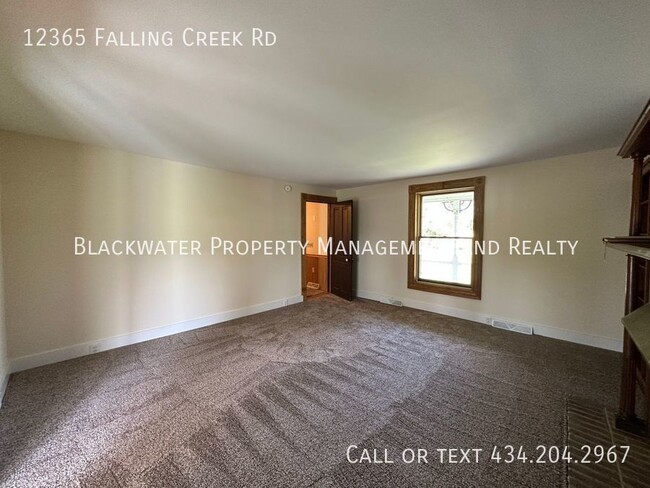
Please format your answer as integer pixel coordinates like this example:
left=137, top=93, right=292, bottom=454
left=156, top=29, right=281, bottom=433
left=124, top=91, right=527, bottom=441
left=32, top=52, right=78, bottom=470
left=1, top=0, right=649, bottom=188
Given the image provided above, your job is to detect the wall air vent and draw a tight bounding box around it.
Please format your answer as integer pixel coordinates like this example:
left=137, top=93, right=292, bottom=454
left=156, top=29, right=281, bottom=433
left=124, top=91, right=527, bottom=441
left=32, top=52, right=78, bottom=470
left=490, top=319, right=533, bottom=335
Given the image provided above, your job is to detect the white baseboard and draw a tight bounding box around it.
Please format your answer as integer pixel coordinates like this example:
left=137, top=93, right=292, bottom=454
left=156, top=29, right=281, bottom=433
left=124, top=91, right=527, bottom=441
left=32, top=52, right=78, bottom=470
left=8, top=288, right=622, bottom=374
left=357, top=290, right=623, bottom=352
left=10, top=294, right=304, bottom=373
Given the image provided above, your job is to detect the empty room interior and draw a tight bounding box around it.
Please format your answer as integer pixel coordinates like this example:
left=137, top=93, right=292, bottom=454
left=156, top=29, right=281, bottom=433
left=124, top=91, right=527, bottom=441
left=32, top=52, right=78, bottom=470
left=2, top=1, right=650, bottom=487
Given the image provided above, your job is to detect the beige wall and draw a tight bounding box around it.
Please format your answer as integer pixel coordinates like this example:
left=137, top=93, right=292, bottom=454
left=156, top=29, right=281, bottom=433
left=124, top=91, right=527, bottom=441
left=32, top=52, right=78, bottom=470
left=305, top=202, right=328, bottom=256
left=0, top=168, right=8, bottom=398
left=0, top=130, right=334, bottom=361
left=337, top=148, right=631, bottom=345
left=0, top=129, right=632, bottom=366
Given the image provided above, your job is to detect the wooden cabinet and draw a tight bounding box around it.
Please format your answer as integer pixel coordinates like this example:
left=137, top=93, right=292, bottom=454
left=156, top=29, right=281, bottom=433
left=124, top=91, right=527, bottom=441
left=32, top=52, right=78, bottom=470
left=609, top=99, right=650, bottom=437
left=304, top=255, right=328, bottom=292
left=306, top=256, right=319, bottom=284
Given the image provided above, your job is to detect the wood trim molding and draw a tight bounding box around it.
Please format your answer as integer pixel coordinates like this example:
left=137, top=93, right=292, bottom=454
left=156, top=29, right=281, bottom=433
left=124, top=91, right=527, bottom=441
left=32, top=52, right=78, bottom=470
left=407, top=176, right=485, bottom=300
left=618, top=99, right=650, bottom=158
left=301, top=193, right=338, bottom=205
left=630, top=155, right=644, bottom=235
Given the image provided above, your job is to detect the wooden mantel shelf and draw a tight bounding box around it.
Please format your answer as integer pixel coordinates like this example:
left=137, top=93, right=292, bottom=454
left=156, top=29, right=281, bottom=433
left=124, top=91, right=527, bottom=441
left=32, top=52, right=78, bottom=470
left=603, top=236, right=650, bottom=261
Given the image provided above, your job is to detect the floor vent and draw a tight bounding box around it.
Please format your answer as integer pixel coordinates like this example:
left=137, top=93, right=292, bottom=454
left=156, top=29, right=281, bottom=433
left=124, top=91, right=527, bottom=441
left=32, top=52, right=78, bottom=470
left=490, top=319, right=533, bottom=335
left=381, top=298, right=403, bottom=307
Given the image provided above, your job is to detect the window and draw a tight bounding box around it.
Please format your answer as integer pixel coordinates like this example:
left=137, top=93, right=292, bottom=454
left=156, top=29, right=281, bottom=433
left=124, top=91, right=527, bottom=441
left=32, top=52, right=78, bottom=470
left=408, top=177, right=485, bottom=299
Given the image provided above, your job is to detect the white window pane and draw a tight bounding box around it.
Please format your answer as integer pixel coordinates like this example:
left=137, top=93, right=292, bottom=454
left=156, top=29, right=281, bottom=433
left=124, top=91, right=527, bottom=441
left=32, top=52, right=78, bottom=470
left=421, top=191, right=474, bottom=238
left=418, top=238, right=472, bottom=285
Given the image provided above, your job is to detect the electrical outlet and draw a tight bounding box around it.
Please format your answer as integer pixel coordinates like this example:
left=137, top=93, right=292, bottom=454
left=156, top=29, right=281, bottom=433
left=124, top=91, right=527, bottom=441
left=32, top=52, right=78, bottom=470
left=89, top=344, right=101, bottom=354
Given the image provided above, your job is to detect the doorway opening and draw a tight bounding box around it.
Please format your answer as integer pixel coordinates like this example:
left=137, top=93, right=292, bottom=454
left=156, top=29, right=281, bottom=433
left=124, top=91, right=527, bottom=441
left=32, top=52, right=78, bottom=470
left=301, top=193, right=356, bottom=301
left=302, top=194, right=336, bottom=299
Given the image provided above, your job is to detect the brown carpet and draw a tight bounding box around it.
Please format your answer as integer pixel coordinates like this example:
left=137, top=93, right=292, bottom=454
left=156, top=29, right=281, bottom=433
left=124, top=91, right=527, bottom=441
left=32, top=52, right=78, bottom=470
left=0, top=296, right=621, bottom=487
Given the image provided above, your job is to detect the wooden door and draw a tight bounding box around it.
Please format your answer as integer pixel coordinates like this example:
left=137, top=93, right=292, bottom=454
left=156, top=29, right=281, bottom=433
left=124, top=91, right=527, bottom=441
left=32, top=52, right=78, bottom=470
left=330, top=201, right=355, bottom=300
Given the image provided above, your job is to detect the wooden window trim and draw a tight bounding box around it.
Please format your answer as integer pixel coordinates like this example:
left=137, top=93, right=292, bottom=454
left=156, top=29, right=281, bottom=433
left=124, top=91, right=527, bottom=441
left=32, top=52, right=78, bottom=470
left=407, top=176, right=485, bottom=300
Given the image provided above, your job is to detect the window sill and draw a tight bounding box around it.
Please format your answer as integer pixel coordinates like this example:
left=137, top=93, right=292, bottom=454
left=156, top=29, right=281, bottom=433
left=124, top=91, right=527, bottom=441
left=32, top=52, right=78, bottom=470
left=407, top=279, right=481, bottom=300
